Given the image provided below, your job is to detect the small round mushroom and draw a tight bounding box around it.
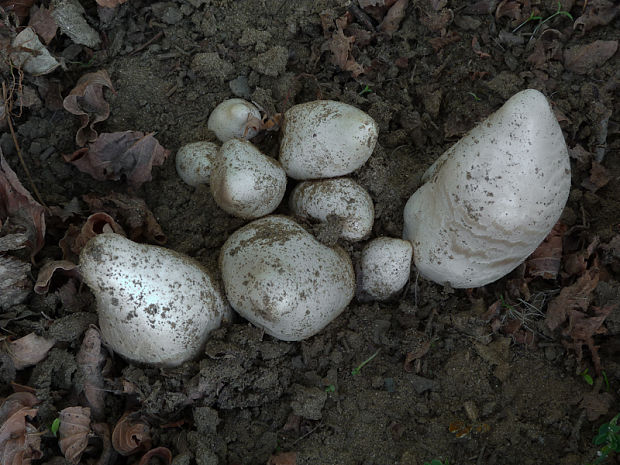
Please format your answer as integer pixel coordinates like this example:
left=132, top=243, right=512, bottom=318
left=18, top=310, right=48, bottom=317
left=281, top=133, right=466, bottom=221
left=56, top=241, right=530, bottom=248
left=79, top=233, right=226, bottom=367
left=219, top=216, right=355, bottom=341
left=207, top=98, right=261, bottom=142
left=289, top=178, right=374, bottom=241
left=279, top=100, right=378, bottom=179
left=210, top=139, right=287, bottom=219
left=358, top=237, right=412, bottom=301
left=175, top=141, right=218, bottom=187
left=403, top=89, right=571, bottom=288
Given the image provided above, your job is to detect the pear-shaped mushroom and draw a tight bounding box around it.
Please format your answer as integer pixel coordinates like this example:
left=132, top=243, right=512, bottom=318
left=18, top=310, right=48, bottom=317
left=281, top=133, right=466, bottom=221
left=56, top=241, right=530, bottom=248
left=79, top=233, right=226, bottom=367
left=403, top=89, right=571, bottom=288
left=219, top=216, right=355, bottom=341
left=207, top=98, right=261, bottom=142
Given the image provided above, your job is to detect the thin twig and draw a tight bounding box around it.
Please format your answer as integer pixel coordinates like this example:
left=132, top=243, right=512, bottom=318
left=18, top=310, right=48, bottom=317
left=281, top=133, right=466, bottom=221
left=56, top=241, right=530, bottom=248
left=2, top=80, right=47, bottom=208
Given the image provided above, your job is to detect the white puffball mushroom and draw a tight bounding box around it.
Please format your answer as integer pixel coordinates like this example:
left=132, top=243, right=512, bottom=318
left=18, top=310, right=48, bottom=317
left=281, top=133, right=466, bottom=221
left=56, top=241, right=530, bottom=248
left=207, top=98, right=261, bottom=142
left=79, top=233, right=226, bottom=367
left=358, top=237, right=412, bottom=301
left=219, top=216, right=355, bottom=341
left=175, top=141, right=219, bottom=187
left=289, top=178, right=374, bottom=241
left=279, top=100, right=378, bottom=180
left=403, top=89, right=571, bottom=288
left=210, top=139, right=287, bottom=219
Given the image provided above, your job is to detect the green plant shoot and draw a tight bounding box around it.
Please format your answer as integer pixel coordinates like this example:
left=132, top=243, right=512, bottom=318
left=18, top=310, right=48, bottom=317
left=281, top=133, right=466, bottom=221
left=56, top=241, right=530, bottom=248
left=591, top=413, right=620, bottom=464
left=50, top=417, right=60, bottom=436
left=580, top=368, right=594, bottom=386
left=352, top=349, right=380, bottom=376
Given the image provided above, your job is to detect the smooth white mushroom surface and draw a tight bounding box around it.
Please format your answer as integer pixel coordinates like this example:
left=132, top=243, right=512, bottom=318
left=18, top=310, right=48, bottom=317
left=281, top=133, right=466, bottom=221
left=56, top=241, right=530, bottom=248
left=289, top=178, right=374, bottom=241
left=207, top=98, right=261, bottom=142
left=79, top=233, right=226, bottom=367
left=219, top=216, right=355, bottom=341
left=210, top=139, right=287, bottom=219
left=358, top=237, right=412, bottom=301
left=403, top=89, right=571, bottom=288
left=175, top=141, right=219, bottom=187
left=279, top=100, right=378, bottom=180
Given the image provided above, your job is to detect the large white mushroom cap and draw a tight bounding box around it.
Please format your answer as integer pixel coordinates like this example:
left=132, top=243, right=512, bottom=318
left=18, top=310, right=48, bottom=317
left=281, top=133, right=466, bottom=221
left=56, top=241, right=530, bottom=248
left=219, top=216, right=355, bottom=341
left=403, top=89, right=571, bottom=288
left=279, top=100, right=378, bottom=180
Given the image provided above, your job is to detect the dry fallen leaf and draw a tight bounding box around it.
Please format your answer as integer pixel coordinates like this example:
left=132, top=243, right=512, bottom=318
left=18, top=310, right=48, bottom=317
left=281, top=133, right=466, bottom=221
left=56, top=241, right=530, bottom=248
left=379, top=0, right=408, bottom=35
left=564, top=40, right=618, bottom=74
left=573, top=0, right=620, bottom=34
left=63, top=131, right=171, bottom=188
left=137, top=447, right=172, bottom=465
left=0, top=0, right=34, bottom=24
left=28, top=6, right=58, bottom=45
left=6, top=332, right=55, bottom=370
left=34, top=260, right=79, bottom=294
left=0, top=150, right=46, bottom=259
left=495, top=0, right=522, bottom=21
left=83, top=192, right=166, bottom=244
left=111, top=413, right=151, bottom=456
left=76, top=328, right=106, bottom=421
left=565, top=304, right=614, bottom=373
left=428, top=30, right=460, bottom=51
left=420, top=7, right=453, bottom=32
left=581, top=161, right=611, bottom=193
left=325, top=15, right=365, bottom=77
left=0, top=392, right=41, bottom=465
left=58, top=406, right=91, bottom=464
left=545, top=267, right=599, bottom=331
left=63, top=70, right=115, bottom=146
left=526, top=222, right=567, bottom=279
left=59, top=212, right=125, bottom=262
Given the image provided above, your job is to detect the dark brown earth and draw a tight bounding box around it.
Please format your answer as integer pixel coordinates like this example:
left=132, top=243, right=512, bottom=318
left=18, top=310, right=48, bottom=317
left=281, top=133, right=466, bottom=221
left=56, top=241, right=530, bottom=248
left=1, top=1, right=619, bottom=464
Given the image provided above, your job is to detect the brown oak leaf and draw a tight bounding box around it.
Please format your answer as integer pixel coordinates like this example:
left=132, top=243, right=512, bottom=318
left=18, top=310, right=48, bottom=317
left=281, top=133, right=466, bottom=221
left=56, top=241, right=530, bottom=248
left=64, top=131, right=170, bottom=188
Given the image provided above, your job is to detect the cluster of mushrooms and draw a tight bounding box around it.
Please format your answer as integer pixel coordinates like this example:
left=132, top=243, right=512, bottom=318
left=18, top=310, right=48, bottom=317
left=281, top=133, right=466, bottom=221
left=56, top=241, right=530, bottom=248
left=79, top=89, right=571, bottom=367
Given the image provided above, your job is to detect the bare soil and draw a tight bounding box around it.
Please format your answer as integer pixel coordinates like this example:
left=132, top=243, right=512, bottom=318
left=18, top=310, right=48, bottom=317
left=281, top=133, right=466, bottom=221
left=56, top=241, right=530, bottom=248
left=1, top=1, right=620, bottom=464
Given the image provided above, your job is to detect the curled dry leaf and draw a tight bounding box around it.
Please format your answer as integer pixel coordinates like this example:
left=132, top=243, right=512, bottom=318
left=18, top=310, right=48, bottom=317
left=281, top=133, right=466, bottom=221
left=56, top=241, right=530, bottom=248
left=526, top=222, right=567, bottom=279
left=83, top=192, right=166, bottom=244
left=64, top=131, right=171, bottom=188
left=34, top=260, right=79, bottom=294
left=63, top=70, right=115, bottom=147
left=573, top=0, right=620, bottom=34
left=58, top=406, right=91, bottom=464
left=76, top=327, right=106, bottom=421
left=0, top=149, right=46, bottom=259
left=138, top=447, right=172, bottom=465
left=6, top=332, right=55, bottom=370
left=0, top=392, right=41, bottom=465
left=378, top=0, right=408, bottom=35
left=325, top=15, right=365, bottom=77
left=564, top=40, right=618, bottom=75
left=112, top=413, right=151, bottom=456
left=59, top=212, right=125, bottom=262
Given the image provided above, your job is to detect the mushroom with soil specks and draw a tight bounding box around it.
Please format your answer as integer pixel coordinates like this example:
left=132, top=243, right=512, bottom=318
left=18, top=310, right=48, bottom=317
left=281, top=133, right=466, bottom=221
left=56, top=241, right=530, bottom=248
left=403, top=89, right=571, bottom=288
